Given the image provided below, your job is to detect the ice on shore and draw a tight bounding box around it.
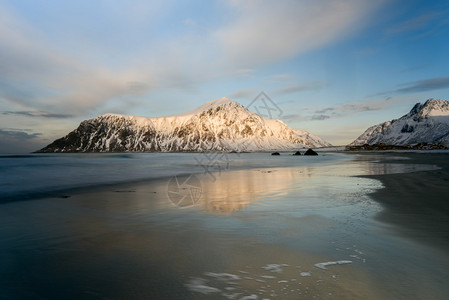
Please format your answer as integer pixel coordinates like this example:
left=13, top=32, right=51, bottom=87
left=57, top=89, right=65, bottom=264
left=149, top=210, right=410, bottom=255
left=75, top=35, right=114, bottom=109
left=185, top=278, right=221, bottom=294
left=239, top=295, right=258, bottom=300
left=187, top=261, right=351, bottom=298
left=205, top=272, right=241, bottom=281
left=222, top=292, right=242, bottom=299
left=314, top=260, right=352, bottom=270
left=261, top=264, right=288, bottom=273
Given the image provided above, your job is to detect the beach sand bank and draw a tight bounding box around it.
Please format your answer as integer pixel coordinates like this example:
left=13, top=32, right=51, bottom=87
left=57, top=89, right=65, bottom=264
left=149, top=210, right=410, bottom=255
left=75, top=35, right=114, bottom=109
left=363, top=153, right=449, bottom=250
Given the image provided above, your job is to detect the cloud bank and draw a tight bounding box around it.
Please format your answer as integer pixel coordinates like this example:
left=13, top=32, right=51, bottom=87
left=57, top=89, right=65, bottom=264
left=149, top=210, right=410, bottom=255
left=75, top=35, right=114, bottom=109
left=214, top=0, right=385, bottom=67
left=0, top=0, right=386, bottom=117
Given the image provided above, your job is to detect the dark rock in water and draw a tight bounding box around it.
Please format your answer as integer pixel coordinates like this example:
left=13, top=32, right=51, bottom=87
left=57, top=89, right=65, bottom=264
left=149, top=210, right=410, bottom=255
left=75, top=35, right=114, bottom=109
left=293, top=151, right=301, bottom=156
left=271, top=152, right=280, bottom=156
left=304, top=149, right=318, bottom=156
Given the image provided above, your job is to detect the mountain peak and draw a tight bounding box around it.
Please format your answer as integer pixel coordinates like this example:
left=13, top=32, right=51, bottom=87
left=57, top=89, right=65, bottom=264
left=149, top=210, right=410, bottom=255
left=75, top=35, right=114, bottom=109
left=197, top=97, right=241, bottom=109
left=408, top=99, right=449, bottom=118
left=180, top=97, right=245, bottom=116
left=350, top=98, right=449, bottom=147
left=424, top=98, right=447, bottom=105
left=37, top=97, right=330, bottom=152
left=207, top=96, right=233, bottom=105
left=101, top=113, right=125, bottom=118
left=419, top=98, right=449, bottom=117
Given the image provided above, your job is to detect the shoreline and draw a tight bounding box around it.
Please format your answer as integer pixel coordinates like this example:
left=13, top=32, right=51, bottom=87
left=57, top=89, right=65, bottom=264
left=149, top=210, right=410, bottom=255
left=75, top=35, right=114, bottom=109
left=1, top=152, right=449, bottom=299
left=360, top=152, right=449, bottom=251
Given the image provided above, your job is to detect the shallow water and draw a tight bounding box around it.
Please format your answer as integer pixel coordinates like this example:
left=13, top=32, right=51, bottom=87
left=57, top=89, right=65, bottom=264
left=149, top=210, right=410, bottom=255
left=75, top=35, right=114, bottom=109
left=0, top=153, right=447, bottom=299
left=0, top=152, right=347, bottom=201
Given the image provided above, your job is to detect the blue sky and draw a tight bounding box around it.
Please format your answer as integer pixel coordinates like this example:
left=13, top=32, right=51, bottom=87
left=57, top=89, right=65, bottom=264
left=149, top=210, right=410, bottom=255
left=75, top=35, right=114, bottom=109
left=1, top=0, right=449, bottom=152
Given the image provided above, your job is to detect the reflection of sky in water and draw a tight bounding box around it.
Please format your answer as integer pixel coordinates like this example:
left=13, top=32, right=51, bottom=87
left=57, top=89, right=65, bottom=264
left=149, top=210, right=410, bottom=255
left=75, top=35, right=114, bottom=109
left=173, top=157, right=445, bottom=300
left=1, top=152, right=351, bottom=200
left=189, top=157, right=438, bottom=215
left=0, top=153, right=446, bottom=299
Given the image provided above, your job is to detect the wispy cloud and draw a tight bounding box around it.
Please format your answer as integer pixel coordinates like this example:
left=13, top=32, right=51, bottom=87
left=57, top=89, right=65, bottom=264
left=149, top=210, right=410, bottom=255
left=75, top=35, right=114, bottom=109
left=395, top=76, right=449, bottom=93
left=386, top=11, right=444, bottom=35
left=374, top=76, right=449, bottom=96
left=273, top=81, right=326, bottom=96
left=311, top=114, right=331, bottom=121
left=0, top=129, right=41, bottom=140
left=0, top=129, right=44, bottom=153
left=282, top=97, right=401, bottom=122
left=386, top=10, right=449, bottom=40
left=228, top=89, right=256, bottom=100
left=399, top=65, right=426, bottom=73
left=2, top=111, right=73, bottom=118
left=0, top=3, right=205, bottom=116
left=0, top=0, right=386, bottom=120
left=0, top=6, right=158, bottom=115
left=184, top=18, right=196, bottom=26
left=354, top=47, right=381, bottom=56
left=272, top=74, right=292, bottom=80
left=315, top=107, right=335, bottom=114
left=214, top=0, right=386, bottom=67
left=234, top=69, right=255, bottom=76
left=281, top=114, right=309, bottom=123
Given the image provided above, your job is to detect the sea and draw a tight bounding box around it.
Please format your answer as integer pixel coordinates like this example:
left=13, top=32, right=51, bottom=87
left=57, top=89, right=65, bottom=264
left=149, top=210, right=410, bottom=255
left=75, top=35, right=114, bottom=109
left=1, top=152, right=448, bottom=299
left=0, top=152, right=350, bottom=201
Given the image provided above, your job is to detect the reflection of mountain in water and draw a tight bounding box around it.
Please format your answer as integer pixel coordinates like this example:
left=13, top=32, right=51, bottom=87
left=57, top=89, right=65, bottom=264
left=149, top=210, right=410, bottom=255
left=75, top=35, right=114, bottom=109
left=196, top=168, right=313, bottom=214
left=192, top=157, right=440, bottom=215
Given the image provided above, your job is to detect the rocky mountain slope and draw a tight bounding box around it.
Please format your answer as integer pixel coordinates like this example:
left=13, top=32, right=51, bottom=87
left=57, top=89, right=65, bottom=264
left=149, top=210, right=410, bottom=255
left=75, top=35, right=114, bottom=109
left=349, top=99, right=449, bottom=148
left=38, top=97, right=331, bottom=152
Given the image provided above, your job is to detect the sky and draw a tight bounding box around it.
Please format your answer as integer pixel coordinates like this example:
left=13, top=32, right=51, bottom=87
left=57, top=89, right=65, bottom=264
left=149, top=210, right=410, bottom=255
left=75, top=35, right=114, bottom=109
left=1, top=0, right=449, bottom=152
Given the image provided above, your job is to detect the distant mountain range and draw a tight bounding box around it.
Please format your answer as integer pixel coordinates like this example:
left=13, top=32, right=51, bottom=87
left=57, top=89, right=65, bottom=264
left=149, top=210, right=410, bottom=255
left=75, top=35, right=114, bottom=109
left=37, top=97, right=331, bottom=152
left=349, top=98, right=449, bottom=149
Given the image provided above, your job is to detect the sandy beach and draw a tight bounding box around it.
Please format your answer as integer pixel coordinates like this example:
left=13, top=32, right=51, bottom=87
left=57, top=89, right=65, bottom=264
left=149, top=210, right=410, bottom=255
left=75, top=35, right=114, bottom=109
left=1, top=152, right=449, bottom=299
left=364, top=153, right=449, bottom=250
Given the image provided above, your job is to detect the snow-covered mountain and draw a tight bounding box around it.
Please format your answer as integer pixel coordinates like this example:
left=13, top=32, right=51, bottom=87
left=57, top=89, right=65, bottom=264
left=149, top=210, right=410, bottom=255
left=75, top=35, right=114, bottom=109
left=350, top=98, right=449, bottom=147
left=38, top=97, right=331, bottom=152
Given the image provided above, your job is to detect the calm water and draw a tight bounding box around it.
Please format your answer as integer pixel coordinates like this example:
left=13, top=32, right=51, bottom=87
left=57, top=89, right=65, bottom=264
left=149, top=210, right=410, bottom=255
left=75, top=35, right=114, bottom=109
left=0, top=153, right=448, bottom=299
left=0, top=152, right=347, bottom=201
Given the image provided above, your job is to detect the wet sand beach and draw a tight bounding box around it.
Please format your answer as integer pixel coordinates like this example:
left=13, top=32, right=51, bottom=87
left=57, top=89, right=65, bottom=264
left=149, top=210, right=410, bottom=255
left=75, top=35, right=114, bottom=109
left=1, top=152, right=449, bottom=299
left=363, top=153, right=449, bottom=250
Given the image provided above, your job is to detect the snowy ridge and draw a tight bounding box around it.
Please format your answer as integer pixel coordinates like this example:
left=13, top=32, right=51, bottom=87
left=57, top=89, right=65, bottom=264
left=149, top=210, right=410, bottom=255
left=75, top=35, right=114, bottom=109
left=38, top=97, right=331, bottom=152
left=350, top=99, right=449, bottom=147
